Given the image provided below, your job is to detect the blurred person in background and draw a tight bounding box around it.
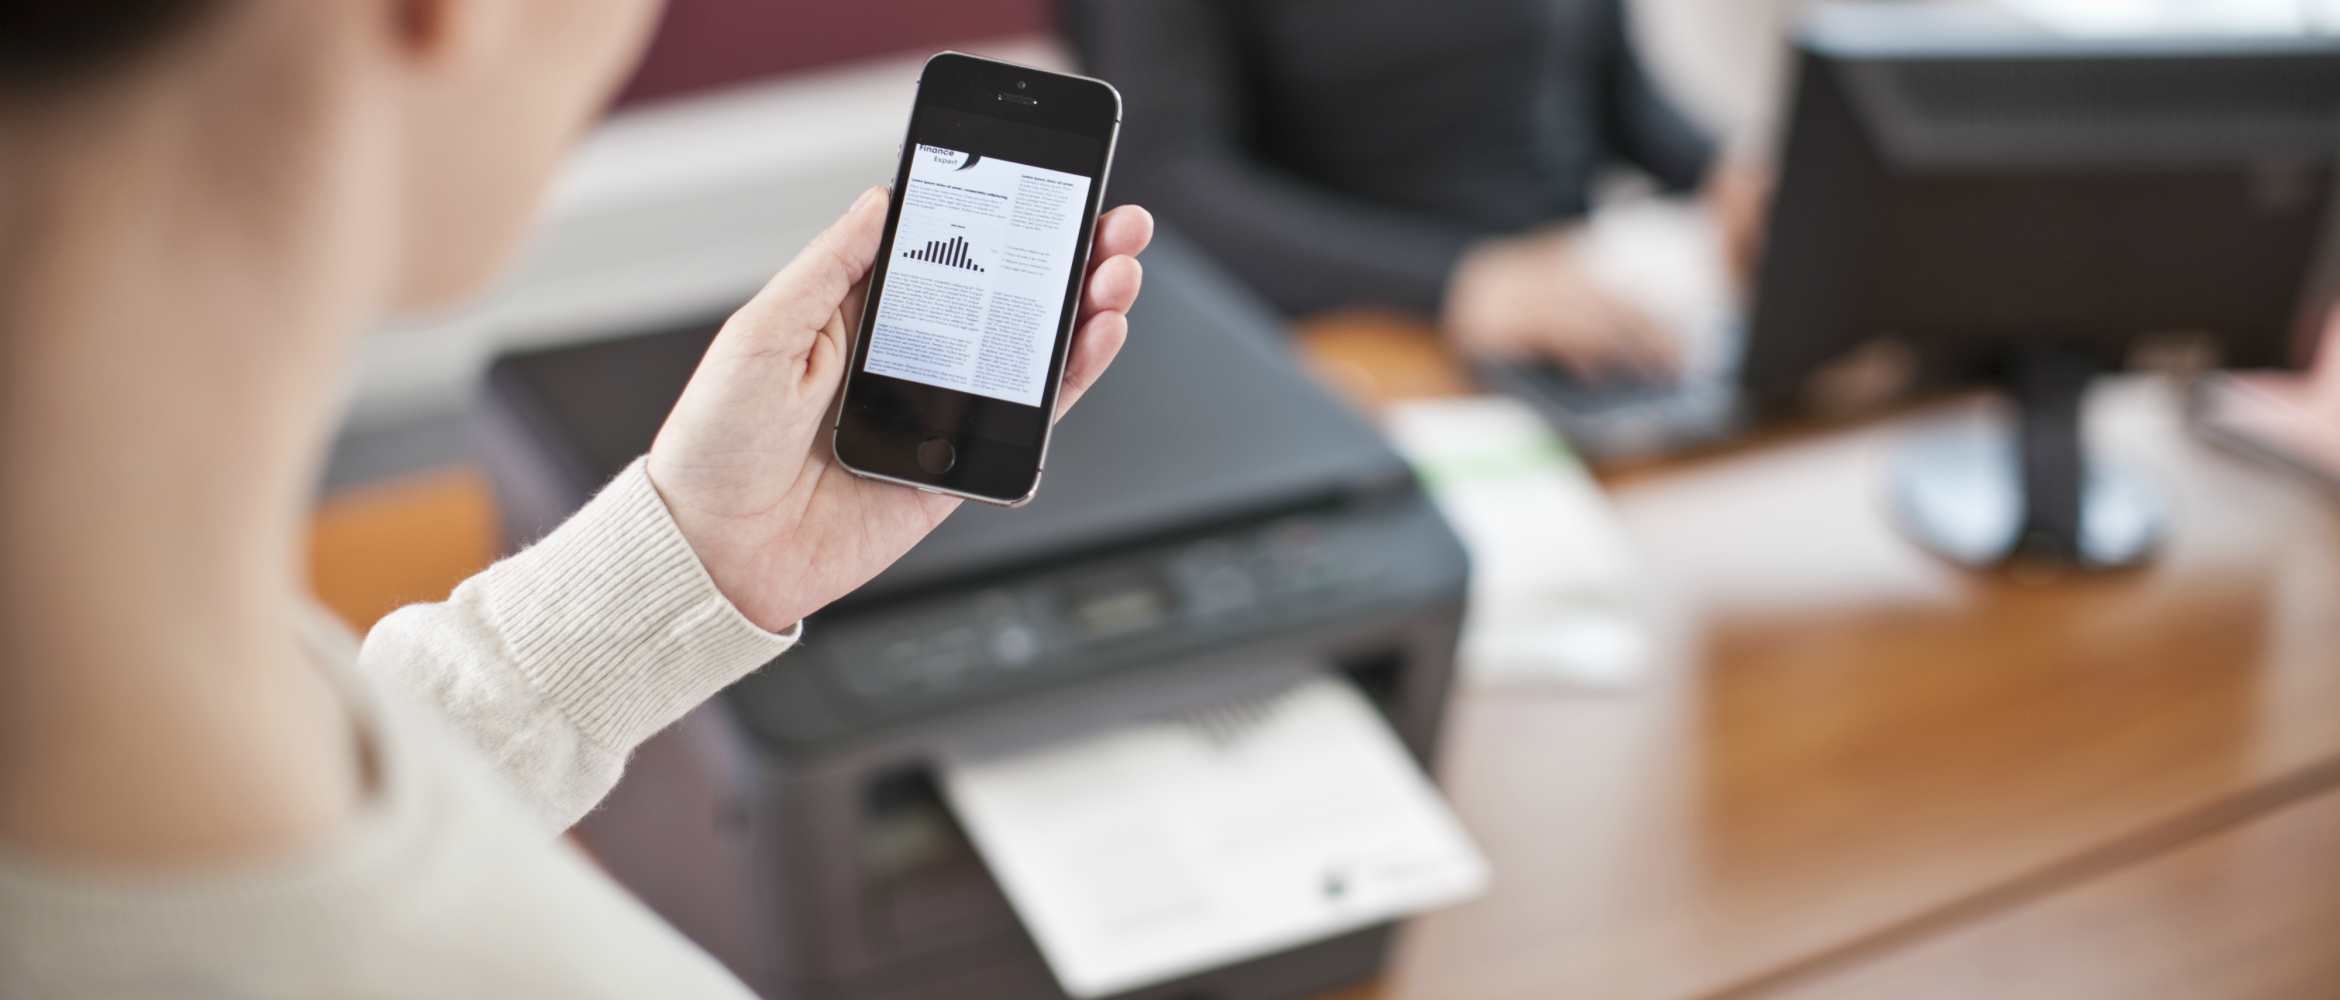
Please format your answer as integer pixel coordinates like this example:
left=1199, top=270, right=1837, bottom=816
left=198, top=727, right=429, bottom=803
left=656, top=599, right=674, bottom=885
left=1070, top=0, right=1767, bottom=381
left=0, top=1, right=1150, bottom=995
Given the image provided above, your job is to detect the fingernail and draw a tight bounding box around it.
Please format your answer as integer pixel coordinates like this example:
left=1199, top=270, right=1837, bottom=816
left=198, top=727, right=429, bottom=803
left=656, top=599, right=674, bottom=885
left=854, top=187, right=883, bottom=211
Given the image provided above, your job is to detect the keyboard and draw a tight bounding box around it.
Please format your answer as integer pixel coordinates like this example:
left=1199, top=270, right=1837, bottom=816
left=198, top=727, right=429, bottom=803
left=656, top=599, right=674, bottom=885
left=1478, top=361, right=1747, bottom=463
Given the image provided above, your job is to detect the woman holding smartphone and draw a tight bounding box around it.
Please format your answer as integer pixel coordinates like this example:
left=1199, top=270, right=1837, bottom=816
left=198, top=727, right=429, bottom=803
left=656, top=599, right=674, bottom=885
left=0, top=1, right=1150, bottom=995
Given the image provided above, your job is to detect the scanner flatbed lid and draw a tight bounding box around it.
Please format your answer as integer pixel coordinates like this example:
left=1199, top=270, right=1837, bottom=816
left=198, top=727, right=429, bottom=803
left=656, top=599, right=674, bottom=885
left=483, top=231, right=1415, bottom=608
left=838, top=233, right=1413, bottom=608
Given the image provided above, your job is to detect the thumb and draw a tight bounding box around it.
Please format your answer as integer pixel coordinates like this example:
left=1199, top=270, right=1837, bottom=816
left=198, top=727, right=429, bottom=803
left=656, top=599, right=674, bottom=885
left=741, top=186, right=889, bottom=337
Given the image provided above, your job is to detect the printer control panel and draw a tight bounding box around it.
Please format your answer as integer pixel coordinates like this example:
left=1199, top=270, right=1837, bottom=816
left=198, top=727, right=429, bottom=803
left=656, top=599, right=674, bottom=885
left=798, top=499, right=1436, bottom=720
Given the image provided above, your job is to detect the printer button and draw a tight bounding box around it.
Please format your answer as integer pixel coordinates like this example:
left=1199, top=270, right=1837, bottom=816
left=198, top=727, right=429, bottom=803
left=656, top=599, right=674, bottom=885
left=845, top=654, right=916, bottom=697
left=990, top=624, right=1039, bottom=666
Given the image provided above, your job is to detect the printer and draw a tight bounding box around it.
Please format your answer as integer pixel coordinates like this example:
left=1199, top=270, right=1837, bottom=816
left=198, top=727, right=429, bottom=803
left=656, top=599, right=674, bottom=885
left=476, top=232, right=1471, bottom=1000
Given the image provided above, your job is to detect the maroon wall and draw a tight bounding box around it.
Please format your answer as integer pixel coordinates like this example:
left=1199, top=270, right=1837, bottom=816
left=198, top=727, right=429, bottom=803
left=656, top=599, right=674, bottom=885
left=616, top=0, right=1052, bottom=107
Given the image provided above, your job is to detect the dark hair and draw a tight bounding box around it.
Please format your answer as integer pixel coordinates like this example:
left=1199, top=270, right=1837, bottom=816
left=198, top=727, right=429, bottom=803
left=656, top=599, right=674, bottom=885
left=0, top=0, right=223, bottom=85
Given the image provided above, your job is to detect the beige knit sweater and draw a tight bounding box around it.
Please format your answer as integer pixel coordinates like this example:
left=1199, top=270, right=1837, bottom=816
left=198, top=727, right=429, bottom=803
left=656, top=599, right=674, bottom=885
left=0, top=460, right=795, bottom=998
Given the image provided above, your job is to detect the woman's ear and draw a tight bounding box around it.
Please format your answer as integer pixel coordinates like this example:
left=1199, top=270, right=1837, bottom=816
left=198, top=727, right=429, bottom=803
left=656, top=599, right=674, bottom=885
left=390, top=0, right=501, bottom=68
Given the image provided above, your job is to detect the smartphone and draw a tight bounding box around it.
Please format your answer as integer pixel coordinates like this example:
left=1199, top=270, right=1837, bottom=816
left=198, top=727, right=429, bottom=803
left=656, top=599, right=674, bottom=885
left=833, top=52, right=1122, bottom=506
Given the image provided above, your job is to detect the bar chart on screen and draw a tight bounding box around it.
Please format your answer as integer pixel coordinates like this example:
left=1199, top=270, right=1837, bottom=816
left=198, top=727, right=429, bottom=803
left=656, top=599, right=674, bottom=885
left=866, top=144, right=1090, bottom=407
left=905, top=234, right=986, bottom=272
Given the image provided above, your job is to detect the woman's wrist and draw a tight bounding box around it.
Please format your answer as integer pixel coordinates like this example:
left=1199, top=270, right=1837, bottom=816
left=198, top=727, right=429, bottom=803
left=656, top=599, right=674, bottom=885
left=468, top=459, right=800, bottom=750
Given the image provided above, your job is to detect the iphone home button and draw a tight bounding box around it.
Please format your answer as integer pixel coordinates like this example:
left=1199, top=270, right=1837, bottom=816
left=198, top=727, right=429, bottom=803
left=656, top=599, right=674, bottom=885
left=916, top=437, right=957, bottom=474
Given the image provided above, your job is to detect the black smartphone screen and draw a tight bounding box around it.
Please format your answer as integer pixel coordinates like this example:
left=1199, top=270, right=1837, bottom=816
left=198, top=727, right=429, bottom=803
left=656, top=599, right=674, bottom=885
left=834, top=53, right=1121, bottom=505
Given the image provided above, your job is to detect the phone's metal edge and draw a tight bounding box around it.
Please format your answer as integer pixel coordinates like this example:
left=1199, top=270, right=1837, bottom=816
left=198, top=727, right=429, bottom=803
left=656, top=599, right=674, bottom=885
left=830, top=51, right=1125, bottom=510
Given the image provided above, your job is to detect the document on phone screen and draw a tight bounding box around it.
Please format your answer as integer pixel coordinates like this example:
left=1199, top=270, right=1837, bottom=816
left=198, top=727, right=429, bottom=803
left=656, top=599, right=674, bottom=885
left=864, top=144, right=1093, bottom=408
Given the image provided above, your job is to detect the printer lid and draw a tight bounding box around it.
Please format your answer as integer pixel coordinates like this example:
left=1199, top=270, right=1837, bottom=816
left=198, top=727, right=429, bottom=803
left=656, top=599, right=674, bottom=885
left=483, top=229, right=1415, bottom=607
left=843, top=231, right=1413, bottom=607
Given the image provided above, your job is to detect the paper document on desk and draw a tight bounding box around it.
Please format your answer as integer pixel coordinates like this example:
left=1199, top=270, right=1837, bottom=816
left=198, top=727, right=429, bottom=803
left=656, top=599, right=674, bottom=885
left=1385, top=396, right=1652, bottom=687
left=938, top=676, right=1488, bottom=999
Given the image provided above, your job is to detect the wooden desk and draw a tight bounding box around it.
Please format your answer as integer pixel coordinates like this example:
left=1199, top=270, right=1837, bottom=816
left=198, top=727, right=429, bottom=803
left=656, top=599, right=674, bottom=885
left=1299, top=315, right=2340, bottom=1000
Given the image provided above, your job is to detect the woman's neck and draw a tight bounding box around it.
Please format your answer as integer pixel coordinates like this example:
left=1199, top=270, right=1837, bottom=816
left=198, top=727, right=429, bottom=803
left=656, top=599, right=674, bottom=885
left=3, top=101, right=324, bottom=668
left=0, top=59, right=375, bottom=864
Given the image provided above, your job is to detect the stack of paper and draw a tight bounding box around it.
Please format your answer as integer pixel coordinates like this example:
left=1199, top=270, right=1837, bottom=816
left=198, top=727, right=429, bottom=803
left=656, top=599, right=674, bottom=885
left=1384, top=396, right=1653, bottom=688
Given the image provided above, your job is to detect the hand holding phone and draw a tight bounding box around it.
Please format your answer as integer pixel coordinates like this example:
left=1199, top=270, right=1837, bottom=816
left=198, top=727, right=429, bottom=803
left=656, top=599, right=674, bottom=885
left=833, top=53, right=1124, bottom=505
left=644, top=179, right=1151, bottom=635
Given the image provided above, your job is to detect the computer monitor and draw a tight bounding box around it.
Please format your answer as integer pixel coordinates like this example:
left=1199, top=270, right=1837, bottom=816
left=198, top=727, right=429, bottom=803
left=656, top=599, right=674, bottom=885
left=1745, top=6, right=2340, bottom=569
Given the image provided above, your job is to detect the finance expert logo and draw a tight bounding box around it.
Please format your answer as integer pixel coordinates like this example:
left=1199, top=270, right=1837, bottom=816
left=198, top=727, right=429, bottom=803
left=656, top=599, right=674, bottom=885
left=918, top=145, right=982, bottom=171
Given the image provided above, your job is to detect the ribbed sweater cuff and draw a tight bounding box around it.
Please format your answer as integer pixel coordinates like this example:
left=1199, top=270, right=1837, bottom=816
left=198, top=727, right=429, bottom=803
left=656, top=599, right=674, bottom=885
left=479, top=458, right=799, bottom=753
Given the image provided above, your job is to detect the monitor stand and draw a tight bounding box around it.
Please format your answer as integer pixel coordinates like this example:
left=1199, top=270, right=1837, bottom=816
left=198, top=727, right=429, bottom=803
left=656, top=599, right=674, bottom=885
left=1889, top=350, right=2166, bottom=570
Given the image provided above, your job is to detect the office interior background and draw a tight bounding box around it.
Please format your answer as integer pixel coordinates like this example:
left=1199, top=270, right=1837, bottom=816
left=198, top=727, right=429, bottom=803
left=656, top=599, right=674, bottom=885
left=287, top=0, right=2340, bottom=998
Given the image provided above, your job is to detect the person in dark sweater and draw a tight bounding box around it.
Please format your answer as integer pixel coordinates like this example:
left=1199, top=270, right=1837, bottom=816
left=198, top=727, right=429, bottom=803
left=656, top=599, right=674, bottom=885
left=1068, top=0, right=1765, bottom=379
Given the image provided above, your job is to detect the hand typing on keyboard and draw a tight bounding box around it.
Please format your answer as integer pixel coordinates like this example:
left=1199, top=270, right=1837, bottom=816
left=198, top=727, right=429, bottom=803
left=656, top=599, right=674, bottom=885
left=1441, top=221, right=1686, bottom=383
